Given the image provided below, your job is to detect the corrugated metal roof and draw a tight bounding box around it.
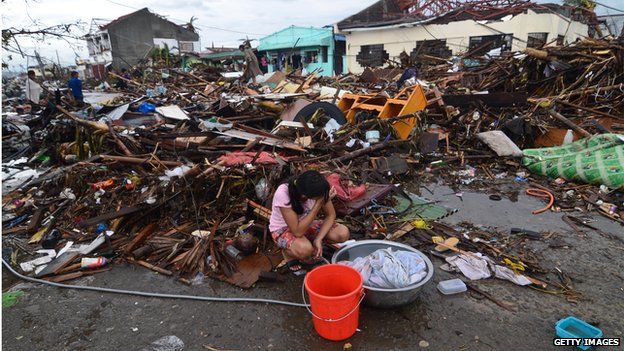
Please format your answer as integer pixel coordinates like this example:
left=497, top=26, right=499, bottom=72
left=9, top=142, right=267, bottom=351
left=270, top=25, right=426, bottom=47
left=200, top=50, right=244, bottom=60
left=257, top=26, right=333, bottom=51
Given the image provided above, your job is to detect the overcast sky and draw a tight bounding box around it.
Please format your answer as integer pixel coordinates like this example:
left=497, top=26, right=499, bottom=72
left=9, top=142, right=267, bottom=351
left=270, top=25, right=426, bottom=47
left=2, top=0, right=623, bottom=70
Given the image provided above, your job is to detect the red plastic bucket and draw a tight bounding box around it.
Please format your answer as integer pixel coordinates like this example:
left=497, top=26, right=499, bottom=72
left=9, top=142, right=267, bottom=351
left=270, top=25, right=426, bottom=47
left=303, top=264, right=364, bottom=341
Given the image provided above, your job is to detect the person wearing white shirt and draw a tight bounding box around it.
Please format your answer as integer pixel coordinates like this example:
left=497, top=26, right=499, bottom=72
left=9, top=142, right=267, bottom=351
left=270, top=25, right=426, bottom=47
left=24, top=70, right=42, bottom=105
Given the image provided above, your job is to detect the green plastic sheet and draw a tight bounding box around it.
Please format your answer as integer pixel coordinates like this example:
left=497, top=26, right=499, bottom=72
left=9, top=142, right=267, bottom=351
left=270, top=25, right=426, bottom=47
left=522, top=133, right=624, bottom=189
left=2, top=291, right=24, bottom=308
left=394, top=193, right=458, bottom=220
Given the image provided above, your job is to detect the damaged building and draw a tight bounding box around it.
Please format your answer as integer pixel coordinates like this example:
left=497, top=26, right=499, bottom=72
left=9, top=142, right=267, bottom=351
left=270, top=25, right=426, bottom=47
left=257, top=26, right=347, bottom=76
left=337, top=0, right=596, bottom=73
left=84, top=8, right=200, bottom=76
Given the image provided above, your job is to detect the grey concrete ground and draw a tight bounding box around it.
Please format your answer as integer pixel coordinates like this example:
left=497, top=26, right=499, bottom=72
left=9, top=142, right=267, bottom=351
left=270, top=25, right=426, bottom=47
left=3, top=182, right=624, bottom=351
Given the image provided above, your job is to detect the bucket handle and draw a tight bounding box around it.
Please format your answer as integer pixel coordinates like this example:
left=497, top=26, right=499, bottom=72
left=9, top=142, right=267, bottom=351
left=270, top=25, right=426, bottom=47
left=301, top=284, right=365, bottom=323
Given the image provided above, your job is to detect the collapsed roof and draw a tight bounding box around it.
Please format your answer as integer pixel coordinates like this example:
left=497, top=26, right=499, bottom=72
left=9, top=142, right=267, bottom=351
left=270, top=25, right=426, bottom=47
left=337, top=0, right=597, bottom=30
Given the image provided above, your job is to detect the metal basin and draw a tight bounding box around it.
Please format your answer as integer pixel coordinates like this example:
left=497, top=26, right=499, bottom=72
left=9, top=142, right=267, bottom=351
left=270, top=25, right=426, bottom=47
left=331, top=240, right=434, bottom=308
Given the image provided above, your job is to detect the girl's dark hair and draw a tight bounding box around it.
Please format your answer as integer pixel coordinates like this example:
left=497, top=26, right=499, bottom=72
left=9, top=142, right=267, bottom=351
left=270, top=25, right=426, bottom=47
left=287, top=170, right=329, bottom=214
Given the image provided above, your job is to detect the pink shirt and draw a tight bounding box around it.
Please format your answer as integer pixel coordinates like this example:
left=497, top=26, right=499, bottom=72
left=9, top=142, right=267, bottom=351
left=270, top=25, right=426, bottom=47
left=269, top=184, right=315, bottom=232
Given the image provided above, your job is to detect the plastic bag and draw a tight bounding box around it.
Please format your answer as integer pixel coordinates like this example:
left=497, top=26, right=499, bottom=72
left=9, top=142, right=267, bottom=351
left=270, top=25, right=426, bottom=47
left=200, top=117, right=233, bottom=132
left=137, top=102, right=156, bottom=113
left=340, top=248, right=427, bottom=289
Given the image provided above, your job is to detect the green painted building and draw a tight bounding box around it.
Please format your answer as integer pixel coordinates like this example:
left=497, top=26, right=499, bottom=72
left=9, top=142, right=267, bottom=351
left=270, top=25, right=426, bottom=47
left=257, top=26, right=346, bottom=77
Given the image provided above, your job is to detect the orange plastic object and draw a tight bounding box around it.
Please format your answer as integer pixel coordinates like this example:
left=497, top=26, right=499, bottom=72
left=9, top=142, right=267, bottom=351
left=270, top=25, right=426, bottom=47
left=304, top=264, right=363, bottom=341
left=337, top=85, right=428, bottom=139
left=91, top=179, right=114, bottom=190
left=526, top=188, right=554, bottom=214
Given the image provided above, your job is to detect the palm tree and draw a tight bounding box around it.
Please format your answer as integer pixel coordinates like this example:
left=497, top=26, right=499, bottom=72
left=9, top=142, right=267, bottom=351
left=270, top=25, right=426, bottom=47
left=185, top=16, right=198, bottom=33
left=563, top=0, right=596, bottom=11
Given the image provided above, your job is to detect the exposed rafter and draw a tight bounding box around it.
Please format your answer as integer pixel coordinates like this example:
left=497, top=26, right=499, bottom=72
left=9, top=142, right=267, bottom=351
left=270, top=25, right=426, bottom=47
left=399, top=0, right=531, bottom=18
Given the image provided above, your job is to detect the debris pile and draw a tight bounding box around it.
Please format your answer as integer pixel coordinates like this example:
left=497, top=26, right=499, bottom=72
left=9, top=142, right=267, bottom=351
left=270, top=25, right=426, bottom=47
left=2, top=38, right=622, bottom=296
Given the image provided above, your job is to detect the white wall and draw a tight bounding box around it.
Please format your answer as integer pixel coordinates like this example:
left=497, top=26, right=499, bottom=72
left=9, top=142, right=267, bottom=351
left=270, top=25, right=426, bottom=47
left=153, top=38, right=180, bottom=53
left=341, top=9, right=589, bottom=73
left=154, top=38, right=200, bottom=54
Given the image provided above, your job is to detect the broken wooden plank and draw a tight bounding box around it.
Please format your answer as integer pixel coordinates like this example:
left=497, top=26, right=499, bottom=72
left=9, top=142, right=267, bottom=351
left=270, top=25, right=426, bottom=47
left=107, top=120, right=134, bottom=156
left=35, top=252, right=80, bottom=277
left=442, top=92, right=527, bottom=107
left=247, top=200, right=271, bottom=221
left=335, top=140, right=406, bottom=163
left=56, top=105, right=109, bottom=132
left=215, top=129, right=305, bottom=152
left=77, top=206, right=143, bottom=228
left=548, top=109, right=592, bottom=137
left=44, top=271, right=84, bottom=282
left=133, top=259, right=173, bottom=276
left=389, top=221, right=415, bottom=240
left=555, top=99, right=624, bottom=121
left=100, top=155, right=183, bottom=167
left=125, top=223, right=157, bottom=253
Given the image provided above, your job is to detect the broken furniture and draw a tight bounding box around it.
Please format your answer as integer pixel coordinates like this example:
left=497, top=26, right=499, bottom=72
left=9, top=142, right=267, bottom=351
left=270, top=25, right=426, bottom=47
left=337, top=85, right=427, bottom=139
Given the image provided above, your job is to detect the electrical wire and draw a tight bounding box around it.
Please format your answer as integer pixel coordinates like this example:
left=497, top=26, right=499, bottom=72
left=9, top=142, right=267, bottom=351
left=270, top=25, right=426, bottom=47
left=102, top=0, right=267, bottom=36
left=2, top=258, right=308, bottom=308
left=594, top=1, right=624, bottom=13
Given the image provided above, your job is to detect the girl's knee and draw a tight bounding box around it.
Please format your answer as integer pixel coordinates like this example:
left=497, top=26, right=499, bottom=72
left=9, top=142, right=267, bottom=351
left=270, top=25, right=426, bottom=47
left=330, top=224, right=349, bottom=243
left=289, top=239, right=313, bottom=259
left=337, top=224, right=350, bottom=242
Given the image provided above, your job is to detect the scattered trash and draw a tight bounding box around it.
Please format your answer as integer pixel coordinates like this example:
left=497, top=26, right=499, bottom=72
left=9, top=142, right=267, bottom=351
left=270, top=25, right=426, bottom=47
left=444, top=253, right=532, bottom=286
left=437, top=279, right=467, bottom=295
left=81, top=257, right=108, bottom=269
left=138, top=335, right=185, bottom=351
left=1, top=22, right=622, bottom=340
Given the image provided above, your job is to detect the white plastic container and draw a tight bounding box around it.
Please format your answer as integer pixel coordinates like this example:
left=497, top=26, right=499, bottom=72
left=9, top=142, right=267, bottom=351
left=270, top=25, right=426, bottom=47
left=365, top=130, right=380, bottom=143
left=437, top=278, right=467, bottom=295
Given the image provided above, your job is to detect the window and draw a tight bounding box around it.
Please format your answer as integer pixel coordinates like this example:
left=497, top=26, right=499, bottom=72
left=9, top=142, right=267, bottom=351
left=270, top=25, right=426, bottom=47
left=305, top=50, right=318, bottom=63
left=468, top=34, right=513, bottom=54
left=410, top=39, right=451, bottom=60
left=321, top=46, right=328, bottom=63
left=527, top=32, right=548, bottom=48
left=557, top=35, right=565, bottom=46
left=87, top=40, right=96, bottom=55
left=179, top=41, right=195, bottom=53
left=356, top=44, right=389, bottom=67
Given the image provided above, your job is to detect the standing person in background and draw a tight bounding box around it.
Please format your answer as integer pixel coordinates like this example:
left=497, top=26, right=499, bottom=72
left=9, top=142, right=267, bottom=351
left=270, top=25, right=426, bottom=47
left=121, top=68, right=131, bottom=81
left=24, top=70, right=42, bottom=106
left=240, top=40, right=262, bottom=84
left=115, top=68, right=130, bottom=89
left=67, top=71, right=84, bottom=106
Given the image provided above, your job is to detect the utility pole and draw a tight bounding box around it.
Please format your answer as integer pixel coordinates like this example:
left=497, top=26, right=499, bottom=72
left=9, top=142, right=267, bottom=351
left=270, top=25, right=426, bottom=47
left=34, top=50, right=46, bottom=80
left=56, top=50, right=62, bottom=78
